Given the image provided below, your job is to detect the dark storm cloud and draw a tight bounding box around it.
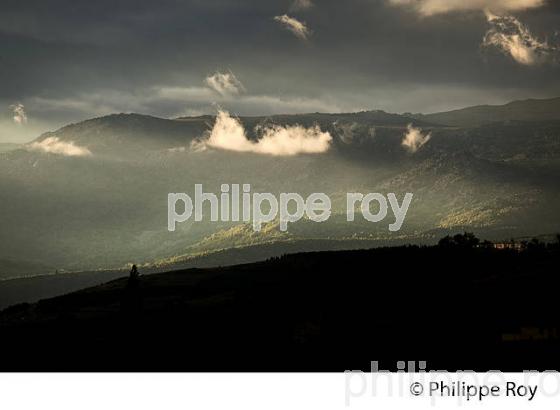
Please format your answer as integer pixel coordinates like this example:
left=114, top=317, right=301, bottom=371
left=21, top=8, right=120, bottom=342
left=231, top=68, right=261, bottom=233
left=0, top=0, right=559, bottom=141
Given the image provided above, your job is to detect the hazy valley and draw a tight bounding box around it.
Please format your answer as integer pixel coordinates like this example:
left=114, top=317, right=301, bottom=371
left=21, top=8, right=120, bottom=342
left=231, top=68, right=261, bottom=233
left=1, top=97, right=560, bottom=283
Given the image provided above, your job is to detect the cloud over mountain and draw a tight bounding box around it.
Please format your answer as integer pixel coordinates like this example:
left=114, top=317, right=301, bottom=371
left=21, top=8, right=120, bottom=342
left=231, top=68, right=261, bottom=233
left=200, top=110, right=331, bottom=155
left=401, top=124, right=431, bottom=153
left=28, top=137, right=92, bottom=157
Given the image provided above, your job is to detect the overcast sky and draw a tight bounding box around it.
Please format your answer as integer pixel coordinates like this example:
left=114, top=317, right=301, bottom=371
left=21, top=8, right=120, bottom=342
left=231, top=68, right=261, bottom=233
left=1, top=0, right=559, bottom=142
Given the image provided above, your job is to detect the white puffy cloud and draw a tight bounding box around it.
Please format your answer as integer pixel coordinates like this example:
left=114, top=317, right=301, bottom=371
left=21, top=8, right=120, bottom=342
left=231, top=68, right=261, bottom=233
left=274, top=15, right=311, bottom=40
left=10, top=103, right=28, bottom=124
left=387, top=0, right=544, bottom=16
left=483, top=11, right=557, bottom=65
left=28, top=136, right=92, bottom=157
left=199, top=110, right=331, bottom=156
left=205, top=71, right=246, bottom=97
left=401, top=124, right=431, bottom=153
left=388, top=0, right=556, bottom=66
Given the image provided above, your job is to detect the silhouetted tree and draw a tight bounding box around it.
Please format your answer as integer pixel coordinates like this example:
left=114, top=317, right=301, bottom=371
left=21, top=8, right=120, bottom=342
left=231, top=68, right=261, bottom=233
left=438, top=235, right=455, bottom=248
left=121, top=264, right=143, bottom=318
left=439, top=232, right=480, bottom=248
left=454, top=232, right=480, bottom=248
left=128, top=264, right=139, bottom=288
left=527, top=238, right=545, bottom=251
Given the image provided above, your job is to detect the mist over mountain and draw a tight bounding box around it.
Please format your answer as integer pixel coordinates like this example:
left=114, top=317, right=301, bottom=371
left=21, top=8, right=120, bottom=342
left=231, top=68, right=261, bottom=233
left=1, top=97, right=559, bottom=278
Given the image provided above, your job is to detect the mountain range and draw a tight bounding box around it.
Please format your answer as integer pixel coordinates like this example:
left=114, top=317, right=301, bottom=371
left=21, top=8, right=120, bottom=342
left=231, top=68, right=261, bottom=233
left=1, top=96, right=559, bottom=281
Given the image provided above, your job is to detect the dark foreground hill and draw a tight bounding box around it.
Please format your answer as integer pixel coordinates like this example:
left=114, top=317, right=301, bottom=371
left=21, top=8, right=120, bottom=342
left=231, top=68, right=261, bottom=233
left=1, top=242, right=559, bottom=372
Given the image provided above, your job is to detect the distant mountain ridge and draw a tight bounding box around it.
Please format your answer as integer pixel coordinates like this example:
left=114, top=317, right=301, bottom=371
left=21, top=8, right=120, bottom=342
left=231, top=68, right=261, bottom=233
left=27, top=109, right=437, bottom=156
left=25, top=96, right=560, bottom=152
left=416, top=97, right=560, bottom=128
